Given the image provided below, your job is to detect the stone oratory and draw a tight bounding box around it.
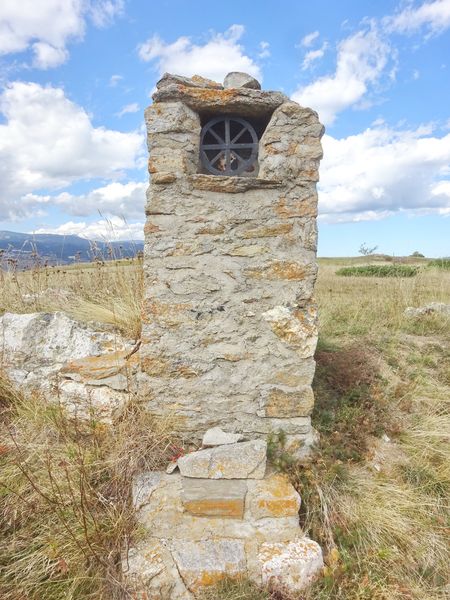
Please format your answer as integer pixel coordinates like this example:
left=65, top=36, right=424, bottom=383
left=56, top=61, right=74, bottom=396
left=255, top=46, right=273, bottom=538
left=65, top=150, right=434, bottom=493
left=126, top=71, right=325, bottom=598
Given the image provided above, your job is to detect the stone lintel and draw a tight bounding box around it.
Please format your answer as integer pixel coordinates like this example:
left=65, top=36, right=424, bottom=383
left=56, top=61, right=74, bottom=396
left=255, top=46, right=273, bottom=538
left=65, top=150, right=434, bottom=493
left=152, top=84, right=288, bottom=118
left=189, top=174, right=282, bottom=193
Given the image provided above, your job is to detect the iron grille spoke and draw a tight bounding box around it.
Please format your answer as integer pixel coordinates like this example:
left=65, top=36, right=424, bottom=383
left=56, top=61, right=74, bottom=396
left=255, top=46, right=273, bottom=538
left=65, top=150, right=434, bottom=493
left=209, top=127, right=224, bottom=144
left=200, top=116, right=258, bottom=176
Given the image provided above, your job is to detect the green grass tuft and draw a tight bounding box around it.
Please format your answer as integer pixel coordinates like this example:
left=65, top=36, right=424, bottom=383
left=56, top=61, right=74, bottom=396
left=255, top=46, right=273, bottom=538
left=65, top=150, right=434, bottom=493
left=336, top=264, right=418, bottom=277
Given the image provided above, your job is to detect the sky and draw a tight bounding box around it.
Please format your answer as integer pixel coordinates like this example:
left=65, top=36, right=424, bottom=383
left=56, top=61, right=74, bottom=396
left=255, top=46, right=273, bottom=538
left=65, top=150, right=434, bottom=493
left=0, top=0, right=449, bottom=257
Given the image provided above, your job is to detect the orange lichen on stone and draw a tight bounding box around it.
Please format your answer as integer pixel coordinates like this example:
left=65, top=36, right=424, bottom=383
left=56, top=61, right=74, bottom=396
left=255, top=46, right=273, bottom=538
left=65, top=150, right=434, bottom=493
left=181, top=86, right=239, bottom=104
left=152, top=172, right=177, bottom=184
left=254, top=474, right=301, bottom=518
left=195, top=571, right=227, bottom=588
left=140, top=356, right=198, bottom=379
left=246, top=260, right=309, bottom=281
left=143, top=299, right=192, bottom=326
left=275, top=197, right=317, bottom=218
left=61, top=350, right=138, bottom=380
left=183, top=498, right=244, bottom=518
left=191, top=74, right=222, bottom=88
left=144, top=222, right=161, bottom=235
left=257, top=498, right=299, bottom=517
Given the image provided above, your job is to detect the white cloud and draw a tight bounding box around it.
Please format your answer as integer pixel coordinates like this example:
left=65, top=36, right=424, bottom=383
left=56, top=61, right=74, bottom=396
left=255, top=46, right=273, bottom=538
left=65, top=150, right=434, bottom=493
left=292, top=26, right=392, bottom=124
left=318, top=124, right=450, bottom=222
left=0, top=82, right=144, bottom=220
left=34, top=216, right=145, bottom=241
left=32, top=42, right=69, bottom=69
left=116, top=102, right=140, bottom=117
left=138, top=25, right=261, bottom=83
left=301, top=43, right=328, bottom=70
left=24, top=181, right=146, bottom=220
left=387, top=0, right=450, bottom=36
left=301, top=31, right=320, bottom=47
left=109, top=74, right=123, bottom=86
left=88, top=0, right=124, bottom=28
left=258, top=41, right=270, bottom=58
left=0, top=0, right=124, bottom=69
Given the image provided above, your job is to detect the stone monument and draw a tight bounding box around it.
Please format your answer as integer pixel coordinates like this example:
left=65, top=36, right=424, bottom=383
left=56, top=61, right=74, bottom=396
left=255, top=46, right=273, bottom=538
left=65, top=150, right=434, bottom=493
left=126, top=72, right=325, bottom=598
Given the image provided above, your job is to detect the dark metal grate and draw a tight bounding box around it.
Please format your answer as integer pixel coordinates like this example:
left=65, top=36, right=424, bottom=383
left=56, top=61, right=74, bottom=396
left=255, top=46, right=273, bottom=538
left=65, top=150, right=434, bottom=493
left=200, top=116, right=258, bottom=176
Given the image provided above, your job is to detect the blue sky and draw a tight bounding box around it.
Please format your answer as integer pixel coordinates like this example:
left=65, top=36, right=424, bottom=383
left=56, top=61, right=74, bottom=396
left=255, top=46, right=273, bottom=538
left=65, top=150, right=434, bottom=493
left=0, top=0, right=449, bottom=257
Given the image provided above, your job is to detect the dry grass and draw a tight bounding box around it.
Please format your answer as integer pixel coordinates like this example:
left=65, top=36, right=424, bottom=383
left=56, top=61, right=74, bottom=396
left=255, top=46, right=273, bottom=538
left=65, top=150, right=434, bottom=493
left=0, top=374, right=176, bottom=600
left=0, top=257, right=449, bottom=600
left=0, top=257, right=143, bottom=339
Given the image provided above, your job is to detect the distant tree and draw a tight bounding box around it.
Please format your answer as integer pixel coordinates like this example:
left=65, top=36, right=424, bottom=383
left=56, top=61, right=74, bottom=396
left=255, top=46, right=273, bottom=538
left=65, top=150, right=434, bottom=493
left=411, top=251, right=425, bottom=258
left=359, top=243, right=378, bottom=256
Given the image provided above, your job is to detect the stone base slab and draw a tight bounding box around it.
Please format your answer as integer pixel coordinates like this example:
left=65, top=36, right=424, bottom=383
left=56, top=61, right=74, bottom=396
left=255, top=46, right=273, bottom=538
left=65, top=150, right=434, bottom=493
left=124, top=470, right=323, bottom=598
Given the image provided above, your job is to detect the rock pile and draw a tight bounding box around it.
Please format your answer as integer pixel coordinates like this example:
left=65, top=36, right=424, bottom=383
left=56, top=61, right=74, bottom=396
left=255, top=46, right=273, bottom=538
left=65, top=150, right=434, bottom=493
left=404, top=302, right=450, bottom=318
left=124, top=428, right=323, bottom=599
left=0, top=311, right=136, bottom=420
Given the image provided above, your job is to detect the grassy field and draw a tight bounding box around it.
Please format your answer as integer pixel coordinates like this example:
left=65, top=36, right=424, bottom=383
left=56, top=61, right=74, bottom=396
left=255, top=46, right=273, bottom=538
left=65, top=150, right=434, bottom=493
left=0, top=257, right=449, bottom=599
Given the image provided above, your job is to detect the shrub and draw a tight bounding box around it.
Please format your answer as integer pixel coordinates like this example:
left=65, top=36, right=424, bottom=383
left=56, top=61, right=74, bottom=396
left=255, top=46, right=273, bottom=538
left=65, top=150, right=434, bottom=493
left=428, top=258, right=450, bottom=270
left=336, top=264, right=418, bottom=277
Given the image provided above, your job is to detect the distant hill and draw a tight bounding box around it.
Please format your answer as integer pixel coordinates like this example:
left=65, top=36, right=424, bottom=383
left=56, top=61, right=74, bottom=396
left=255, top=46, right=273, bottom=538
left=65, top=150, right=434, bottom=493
left=0, top=231, right=143, bottom=267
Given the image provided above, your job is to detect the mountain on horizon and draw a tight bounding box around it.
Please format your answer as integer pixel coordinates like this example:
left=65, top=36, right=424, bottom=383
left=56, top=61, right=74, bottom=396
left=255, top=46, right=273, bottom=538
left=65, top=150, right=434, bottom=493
left=0, top=231, right=144, bottom=266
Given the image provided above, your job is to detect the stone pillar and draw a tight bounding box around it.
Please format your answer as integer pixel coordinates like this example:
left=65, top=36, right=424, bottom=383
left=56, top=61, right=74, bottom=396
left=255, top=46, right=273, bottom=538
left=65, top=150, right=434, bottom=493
left=139, top=72, right=324, bottom=458
left=126, top=73, right=325, bottom=598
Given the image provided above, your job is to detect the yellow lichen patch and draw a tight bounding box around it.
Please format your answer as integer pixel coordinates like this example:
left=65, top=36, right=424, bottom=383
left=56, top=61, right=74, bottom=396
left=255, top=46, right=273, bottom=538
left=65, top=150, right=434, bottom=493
left=240, top=224, right=293, bottom=238
left=183, top=499, right=244, bottom=518
left=259, top=544, right=284, bottom=562
left=257, top=498, right=299, bottom=517
left=246, top=261, right=309, bottom=281
left=251, top=474, right=301, bottom=519
left=194, top=570, right=227, bottom=589
left=265, top=474, right=297, bottom=498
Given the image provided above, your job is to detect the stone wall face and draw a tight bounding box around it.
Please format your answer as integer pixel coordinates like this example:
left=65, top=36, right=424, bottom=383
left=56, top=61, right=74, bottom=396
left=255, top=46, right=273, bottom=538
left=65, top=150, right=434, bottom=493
left=140, top=74, right=324, bottom=457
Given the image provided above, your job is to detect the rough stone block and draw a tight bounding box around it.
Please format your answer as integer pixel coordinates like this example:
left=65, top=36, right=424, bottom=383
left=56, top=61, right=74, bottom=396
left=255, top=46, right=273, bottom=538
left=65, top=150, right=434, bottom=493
left=202, top=427, right=243, bottom=447
left=144, top=101, right=200, bottom=135
left=260, top=386, right=315, bottom=417
left=177, top=440, right=267, bottom=479
left=224, top=71, right=261, bottom=90
left=246, top=474, right=301, bottom=519
left=181, top=478, right=247, bottom=518
left=171, top=539, right=246, bottom=592
left=259, top=538, right=323, bottom=592
left=262, top=305, right=318, bottom=358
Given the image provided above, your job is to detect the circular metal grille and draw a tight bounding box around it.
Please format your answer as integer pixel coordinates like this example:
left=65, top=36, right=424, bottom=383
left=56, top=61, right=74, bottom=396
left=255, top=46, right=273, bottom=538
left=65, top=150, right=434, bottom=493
left=200, top=116, right=258, bottom=176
